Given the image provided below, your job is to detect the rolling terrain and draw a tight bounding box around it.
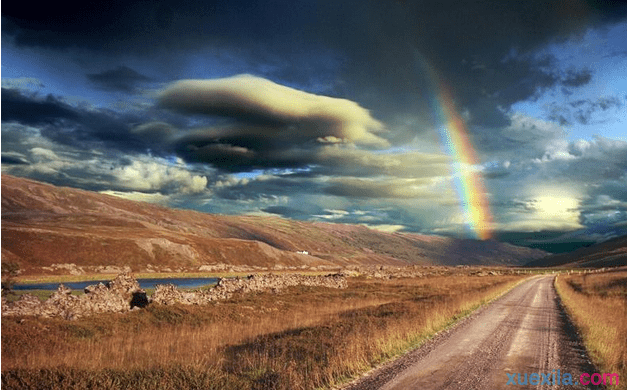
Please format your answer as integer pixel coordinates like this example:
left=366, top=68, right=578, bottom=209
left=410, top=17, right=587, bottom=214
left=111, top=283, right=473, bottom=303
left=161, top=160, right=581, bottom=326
left=1, top=174, right=546, bottom=274
left=525, top=235, right=627, bottom=268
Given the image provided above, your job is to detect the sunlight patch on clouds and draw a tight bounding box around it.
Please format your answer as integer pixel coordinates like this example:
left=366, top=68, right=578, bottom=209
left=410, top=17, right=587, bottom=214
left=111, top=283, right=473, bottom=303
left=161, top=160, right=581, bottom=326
left=497, top=189, right=584, bottom=232
left=534, top=195, right=579, bottom=219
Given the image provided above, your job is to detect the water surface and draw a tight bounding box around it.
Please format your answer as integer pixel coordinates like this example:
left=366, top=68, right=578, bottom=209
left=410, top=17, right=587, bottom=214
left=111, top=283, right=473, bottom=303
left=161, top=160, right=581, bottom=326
left=12, top=277, right=219, bottom=291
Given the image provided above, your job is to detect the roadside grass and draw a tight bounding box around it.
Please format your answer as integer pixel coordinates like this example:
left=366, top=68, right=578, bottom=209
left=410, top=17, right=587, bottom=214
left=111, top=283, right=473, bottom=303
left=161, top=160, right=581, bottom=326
left=2, top=273, right=526, bottom=390
left=555, top=270, right=627, bottom=390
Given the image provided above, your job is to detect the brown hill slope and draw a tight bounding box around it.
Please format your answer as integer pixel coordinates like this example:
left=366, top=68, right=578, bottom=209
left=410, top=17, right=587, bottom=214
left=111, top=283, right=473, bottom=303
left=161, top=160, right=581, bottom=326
left=1, top=174, right=547, bottom=274
left=525, top=235, right=627, bottom=268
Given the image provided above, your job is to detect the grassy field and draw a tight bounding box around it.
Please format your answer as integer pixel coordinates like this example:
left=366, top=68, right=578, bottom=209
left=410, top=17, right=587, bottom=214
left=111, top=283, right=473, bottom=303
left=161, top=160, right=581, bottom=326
left=2, top=273, right=526, bottom=390
left=555, top=270, right=627, bottom=390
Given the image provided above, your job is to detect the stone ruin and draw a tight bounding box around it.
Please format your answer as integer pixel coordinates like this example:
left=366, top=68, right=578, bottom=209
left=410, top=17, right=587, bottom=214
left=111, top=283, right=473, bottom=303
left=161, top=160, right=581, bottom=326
left=1, top=273, right=147, bottom=320
left=151, top=272, right=347, bottom=305
left=1, top=272, right=347, bottom=320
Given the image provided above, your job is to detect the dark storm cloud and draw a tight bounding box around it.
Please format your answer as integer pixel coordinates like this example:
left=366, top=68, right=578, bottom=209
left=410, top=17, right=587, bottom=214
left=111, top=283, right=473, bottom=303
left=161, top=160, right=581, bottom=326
left=482, top=168, right=510, bottom=180
left=213, top=175, right=322, bottom=201
left=1, top=88, right=79, bottom=124
left=2, top=1, right=188, bottom=52
left=1, top=88, right=151, bottom=153
left=547, top=95, right=623, bottom=125
left=1, top=0, right=316, bottom=54
left=262, top=206, right=314, bottom=219
left=87, top=66, right=152, bottom=93
left=472, top=112, right=566, bottom=160
left=561, top=68, right=592, bottom=88
left=306, top=1, right=627, bottom=130
left=563, top=137, right=627, bottom=182
left=1, top=154, right=29, bottom=165
left=7, top=1, right=625, bottom=58
left=5, top=0, right=627, bottom=133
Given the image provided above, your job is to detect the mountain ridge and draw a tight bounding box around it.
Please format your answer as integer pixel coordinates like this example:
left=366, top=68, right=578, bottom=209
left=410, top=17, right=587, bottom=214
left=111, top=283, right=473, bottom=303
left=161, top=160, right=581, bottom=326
left=1, top=174, right=547, bottom=274
left=525, top=234, right=627, bottom=268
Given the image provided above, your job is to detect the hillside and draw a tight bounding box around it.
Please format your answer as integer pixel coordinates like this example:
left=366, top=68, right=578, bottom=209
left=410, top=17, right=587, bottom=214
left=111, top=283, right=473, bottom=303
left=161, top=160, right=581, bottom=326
left=1, top=174, right=547, bottom=274
left=525, top=235, right=627, bottom=268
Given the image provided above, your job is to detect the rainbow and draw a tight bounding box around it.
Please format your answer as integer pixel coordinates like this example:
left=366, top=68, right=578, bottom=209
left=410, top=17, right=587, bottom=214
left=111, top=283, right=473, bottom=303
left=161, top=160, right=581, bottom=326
left=413, top=51, right=493, bottom=240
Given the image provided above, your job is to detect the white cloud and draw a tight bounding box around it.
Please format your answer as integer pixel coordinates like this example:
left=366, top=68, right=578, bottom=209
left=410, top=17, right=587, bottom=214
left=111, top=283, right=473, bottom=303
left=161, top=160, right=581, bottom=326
left=99, top=190, right=171, bottom=204
left=30, top=147, right=61, bottom=161
left=361, top=224, right=407, bottom=233
left=1, top=77, right=45, bottom=90
left=112, top=159, right=208, bottom=194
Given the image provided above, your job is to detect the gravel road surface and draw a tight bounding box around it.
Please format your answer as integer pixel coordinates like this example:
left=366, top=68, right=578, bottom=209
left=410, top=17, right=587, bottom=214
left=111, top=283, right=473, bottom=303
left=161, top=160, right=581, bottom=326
left=343, top=276, right=602, bottom=390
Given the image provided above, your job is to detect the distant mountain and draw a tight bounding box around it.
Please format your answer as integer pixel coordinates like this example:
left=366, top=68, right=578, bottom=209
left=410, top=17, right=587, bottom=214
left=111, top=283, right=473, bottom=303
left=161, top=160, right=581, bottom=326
left=1, top=174, right=547, bottom=274
left=525, top=235, right=627, bottom=268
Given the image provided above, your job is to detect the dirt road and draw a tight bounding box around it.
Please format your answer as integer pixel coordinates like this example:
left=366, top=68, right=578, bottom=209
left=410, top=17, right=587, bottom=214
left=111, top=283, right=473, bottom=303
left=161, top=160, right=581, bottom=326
left=344, top=276, right=601, bottom=390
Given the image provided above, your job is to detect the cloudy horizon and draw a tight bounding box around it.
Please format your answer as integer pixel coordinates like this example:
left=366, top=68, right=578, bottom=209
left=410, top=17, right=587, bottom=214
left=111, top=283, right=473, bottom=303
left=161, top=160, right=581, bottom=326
left=3, top=0, right=627, bottom=252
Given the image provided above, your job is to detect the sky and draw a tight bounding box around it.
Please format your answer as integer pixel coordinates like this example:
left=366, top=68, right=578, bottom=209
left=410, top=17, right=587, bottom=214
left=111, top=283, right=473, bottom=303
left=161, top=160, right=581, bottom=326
left=2, top=0, right=627, bottom=252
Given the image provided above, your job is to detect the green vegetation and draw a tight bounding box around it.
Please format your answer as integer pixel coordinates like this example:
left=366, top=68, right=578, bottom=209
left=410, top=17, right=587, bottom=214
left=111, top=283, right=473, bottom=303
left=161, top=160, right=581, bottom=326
left=3, top=289, right=84, bottom=303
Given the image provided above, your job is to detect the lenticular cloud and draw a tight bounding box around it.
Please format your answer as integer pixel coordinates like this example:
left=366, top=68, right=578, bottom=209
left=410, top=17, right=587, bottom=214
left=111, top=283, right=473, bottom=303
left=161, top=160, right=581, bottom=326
left=158, top=74, right=388, bottom=147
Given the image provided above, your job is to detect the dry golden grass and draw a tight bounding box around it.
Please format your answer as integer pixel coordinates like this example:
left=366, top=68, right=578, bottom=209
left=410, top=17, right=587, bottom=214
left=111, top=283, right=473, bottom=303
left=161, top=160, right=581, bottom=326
left=2, top=273, right=526, bottom=390
left=555, top=270, right=627, bottom=390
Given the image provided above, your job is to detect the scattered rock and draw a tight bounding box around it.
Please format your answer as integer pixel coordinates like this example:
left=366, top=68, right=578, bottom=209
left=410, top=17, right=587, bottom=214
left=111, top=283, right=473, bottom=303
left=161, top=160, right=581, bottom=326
left=40, top=263, right=85, bottom=275
left=94, top=265, right=132, bottom=274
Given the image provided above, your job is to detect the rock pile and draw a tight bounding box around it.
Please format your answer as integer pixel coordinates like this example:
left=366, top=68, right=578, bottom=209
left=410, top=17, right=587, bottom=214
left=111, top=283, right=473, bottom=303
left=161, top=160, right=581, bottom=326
left=151, top=273, right=347, bottom=305
left=2, top=273, right=347, bottom=319
left=342, top=265, right=436, bottom=279
left=342, top=265, right=512, bottom=279
left=1, top=273, right=146, bottom=320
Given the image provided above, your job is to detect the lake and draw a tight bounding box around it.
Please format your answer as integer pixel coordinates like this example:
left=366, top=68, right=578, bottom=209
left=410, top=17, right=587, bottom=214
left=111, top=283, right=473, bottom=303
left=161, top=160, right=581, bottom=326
left=12, top=277, right=220, bottom=291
